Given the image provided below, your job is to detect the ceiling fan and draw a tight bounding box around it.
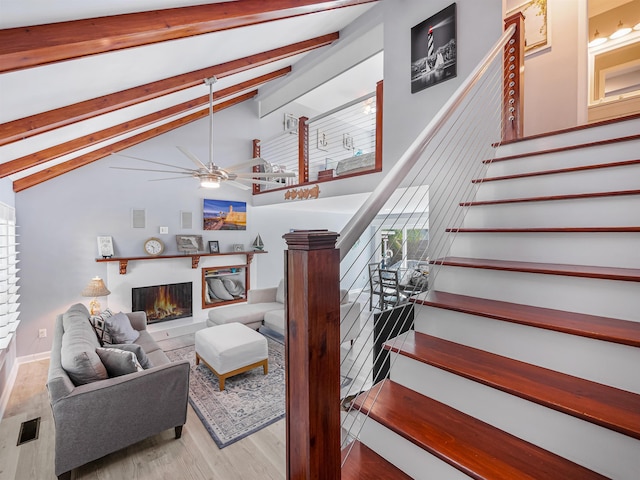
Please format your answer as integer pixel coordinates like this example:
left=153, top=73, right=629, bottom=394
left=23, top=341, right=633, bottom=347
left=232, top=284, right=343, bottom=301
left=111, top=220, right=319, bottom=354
left=112, top=76, right=295, bottom=190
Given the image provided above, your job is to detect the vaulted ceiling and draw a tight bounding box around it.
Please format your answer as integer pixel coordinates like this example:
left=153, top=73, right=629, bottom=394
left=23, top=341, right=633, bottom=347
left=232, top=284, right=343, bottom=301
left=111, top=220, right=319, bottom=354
left=0, top=0, right=380, bottom=192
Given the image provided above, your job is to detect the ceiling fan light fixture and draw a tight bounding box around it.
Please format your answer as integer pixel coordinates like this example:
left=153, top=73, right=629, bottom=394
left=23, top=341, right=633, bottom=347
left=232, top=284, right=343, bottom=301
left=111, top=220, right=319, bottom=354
left=200, top=175, right=221, bottom=188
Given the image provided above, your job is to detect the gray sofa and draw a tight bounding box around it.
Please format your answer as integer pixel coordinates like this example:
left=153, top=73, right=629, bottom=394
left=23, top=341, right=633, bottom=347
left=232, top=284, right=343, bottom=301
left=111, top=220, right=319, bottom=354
left=47, top=303, right=190, bottom=480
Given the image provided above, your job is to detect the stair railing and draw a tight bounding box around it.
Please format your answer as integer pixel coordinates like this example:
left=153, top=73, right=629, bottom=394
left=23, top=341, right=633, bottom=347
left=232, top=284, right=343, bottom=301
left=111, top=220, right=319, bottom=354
left=283, top=14, right=524, bottom=477
left=336, top=15, right=524, bottom=466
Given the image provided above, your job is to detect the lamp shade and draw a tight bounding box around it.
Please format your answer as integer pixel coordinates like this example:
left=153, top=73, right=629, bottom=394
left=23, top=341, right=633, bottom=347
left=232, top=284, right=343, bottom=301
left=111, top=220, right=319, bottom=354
left=81, top=276, right=111, bottom=297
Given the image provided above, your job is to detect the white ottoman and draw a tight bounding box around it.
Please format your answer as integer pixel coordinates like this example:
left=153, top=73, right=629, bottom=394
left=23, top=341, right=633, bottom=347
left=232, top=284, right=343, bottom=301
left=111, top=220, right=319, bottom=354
left=195, top=322, right=268, bottom=391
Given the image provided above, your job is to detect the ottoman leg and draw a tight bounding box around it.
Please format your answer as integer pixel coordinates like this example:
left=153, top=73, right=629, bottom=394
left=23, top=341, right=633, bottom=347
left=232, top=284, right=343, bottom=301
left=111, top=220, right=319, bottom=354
left=195, top=353, right=201, bottom=365
left=219, top=375, right=225, bottom=391
left=262, top=359, right=268, bottom=375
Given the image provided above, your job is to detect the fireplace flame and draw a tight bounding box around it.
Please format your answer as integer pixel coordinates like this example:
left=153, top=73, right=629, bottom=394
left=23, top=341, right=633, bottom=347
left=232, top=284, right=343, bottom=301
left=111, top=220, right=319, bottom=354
left=152, top=285, right=179, bottom=319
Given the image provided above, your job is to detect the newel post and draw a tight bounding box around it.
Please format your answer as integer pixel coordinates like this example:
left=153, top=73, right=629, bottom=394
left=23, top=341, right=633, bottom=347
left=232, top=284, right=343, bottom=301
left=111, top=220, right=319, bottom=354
left=283, top=230, right=341, bottom=480
left=503, top=12, right=525, bottom=142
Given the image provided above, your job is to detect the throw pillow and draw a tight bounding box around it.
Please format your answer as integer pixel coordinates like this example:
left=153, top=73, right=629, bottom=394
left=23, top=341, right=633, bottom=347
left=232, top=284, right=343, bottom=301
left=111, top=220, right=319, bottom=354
left=104, top=312, right=140, bottom=344
left=90, top=309, right=115, bottom=345
left=208, top=278, right=234, bottom=301
left=96, top=347, right=143, bottom=377
left=108, top=343, right=153, bottom=369
left=275, top=279, right=285, bottom=304
left=222, top=277, right=244, bottom=296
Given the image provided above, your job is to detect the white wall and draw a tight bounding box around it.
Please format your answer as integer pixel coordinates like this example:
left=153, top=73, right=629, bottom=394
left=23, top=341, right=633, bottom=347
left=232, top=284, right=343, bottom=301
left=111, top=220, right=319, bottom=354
left=507, top=0, right=589, bottom=135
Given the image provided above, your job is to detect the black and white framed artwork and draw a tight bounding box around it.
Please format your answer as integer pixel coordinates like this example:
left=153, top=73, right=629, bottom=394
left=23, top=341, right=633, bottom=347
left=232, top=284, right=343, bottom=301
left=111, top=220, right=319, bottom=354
left=411, top=3, right=457, bottom=94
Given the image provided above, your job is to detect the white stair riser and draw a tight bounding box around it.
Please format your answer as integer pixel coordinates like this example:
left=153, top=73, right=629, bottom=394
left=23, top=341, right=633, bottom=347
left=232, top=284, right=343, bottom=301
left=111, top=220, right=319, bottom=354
left=494, top=118, right=640, bottom=158
left=448, top=232, right=640, bottom=268
left=348, top=411, right=470, bottom=480
left=476, top=163, right=640, bottom=201
left=432, top=266, right=640, bottom=322
left=389, top=353, right=640, bottom=480
left=462, top=195, right=640, bottom=228
left=413, top=305, right=640, bottom=393
left=489, top=138, right=640, bottom=177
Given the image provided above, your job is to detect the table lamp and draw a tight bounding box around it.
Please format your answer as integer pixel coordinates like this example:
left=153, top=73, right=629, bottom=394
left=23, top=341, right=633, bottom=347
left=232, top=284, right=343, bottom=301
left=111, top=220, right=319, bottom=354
left=81, top=276, right=111, bottom=315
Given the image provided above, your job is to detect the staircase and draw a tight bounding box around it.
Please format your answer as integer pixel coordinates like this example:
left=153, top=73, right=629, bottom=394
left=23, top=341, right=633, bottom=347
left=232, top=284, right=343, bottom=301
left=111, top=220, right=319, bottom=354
left=342, top=115, right=640, bottom=479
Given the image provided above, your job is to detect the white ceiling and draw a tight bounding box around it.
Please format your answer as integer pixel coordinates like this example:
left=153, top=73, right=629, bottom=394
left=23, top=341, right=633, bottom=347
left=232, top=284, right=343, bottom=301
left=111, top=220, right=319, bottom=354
left=0, top=1, right=382, bottom=187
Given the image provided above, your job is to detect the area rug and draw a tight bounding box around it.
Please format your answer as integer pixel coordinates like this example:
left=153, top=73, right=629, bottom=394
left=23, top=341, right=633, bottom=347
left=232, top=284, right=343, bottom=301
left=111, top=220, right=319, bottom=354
left=164, top=335, right=285, bottom=449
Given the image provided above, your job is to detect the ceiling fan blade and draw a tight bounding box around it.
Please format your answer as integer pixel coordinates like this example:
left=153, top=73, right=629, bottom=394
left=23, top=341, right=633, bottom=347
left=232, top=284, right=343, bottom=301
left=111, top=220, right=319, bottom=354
left=177, top=146, right=208, bottom=170
left=110, top=166, right=194, bottom=175
left=224, top=180, right=252, bottom=190
left=234, top=177, right=289, bottom=187
left=224, top=157, right=267, bottom=172
left=148, top=176, right=196, bottom=182
left=112, top=153, right=194, bottom=172
left=235, top=171, right=297, bottom=178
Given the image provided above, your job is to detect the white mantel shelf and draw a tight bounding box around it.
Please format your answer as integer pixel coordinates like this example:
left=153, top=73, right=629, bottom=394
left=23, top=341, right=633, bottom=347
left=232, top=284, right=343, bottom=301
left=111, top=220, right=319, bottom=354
left=96, top=250, right=267, bottom=274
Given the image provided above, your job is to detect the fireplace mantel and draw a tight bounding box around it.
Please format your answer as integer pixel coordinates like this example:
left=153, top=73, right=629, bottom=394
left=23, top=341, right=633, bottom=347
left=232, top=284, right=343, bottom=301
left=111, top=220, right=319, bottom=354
left=97, top=250, right=266, bottom=274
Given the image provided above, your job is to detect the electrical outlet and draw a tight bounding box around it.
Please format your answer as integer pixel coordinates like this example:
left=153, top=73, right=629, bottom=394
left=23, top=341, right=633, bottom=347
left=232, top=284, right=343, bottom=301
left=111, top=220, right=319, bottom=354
left=38, top=328, right=47, bottom=338
left=159, top=226, right=169, bottom=234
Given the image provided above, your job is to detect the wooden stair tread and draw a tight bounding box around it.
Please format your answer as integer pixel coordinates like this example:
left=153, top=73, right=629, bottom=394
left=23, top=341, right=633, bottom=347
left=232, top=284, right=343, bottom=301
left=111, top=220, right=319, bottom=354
left=341, top=440, right=412, bottom=479
left=473, top=158, right=640, bottom=183
left=460, top=189, right=640, bottom=206
left=384, top=331, right=640, bottom=440
left=432, top=256, right=640, bottom=282
left=353, top=380, right=608, bottom=480
left=413, top=290, right=640, bottom=347
left=446, top=227, right=640, bottom=233
left=486, top=132, right=640, bottom=163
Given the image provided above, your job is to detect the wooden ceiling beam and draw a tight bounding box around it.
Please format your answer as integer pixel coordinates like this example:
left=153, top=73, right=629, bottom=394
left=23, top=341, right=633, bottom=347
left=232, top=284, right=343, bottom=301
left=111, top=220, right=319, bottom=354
left=0, top=0, right=375, bottom=73
left=0, top=67, right=290, bottom=178
left=0, top=33, right=336, bottom=147
left=13, top=91, right=257, bottom=192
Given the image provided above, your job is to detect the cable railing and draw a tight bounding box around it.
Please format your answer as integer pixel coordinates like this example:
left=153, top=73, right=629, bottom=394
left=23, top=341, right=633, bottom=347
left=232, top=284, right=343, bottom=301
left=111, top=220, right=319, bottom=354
left=335, top=22, right=522, bottom=464
left=255, top=129, right=299, bottom=191
left=306, top=92, right=377, bottom=181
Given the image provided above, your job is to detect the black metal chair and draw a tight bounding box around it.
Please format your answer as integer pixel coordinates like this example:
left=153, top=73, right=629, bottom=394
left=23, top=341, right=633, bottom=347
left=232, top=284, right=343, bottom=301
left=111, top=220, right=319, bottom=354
left=368, top=263, right=381, bottom=311
left=378, top=269, right=408, bottom=310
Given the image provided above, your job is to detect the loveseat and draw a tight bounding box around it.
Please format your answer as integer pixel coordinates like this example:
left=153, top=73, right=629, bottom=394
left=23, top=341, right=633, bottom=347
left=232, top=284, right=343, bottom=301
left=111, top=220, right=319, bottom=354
left=207, top=279, right=362, bottom=344
left=46, top=303, right=190, bottom=480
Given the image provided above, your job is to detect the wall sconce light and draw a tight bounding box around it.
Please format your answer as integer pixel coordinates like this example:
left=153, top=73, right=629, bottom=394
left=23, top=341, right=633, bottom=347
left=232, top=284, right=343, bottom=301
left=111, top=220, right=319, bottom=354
left=81, top=276, right=111, bottom=315
left=609, top=21, right=632, bottom=40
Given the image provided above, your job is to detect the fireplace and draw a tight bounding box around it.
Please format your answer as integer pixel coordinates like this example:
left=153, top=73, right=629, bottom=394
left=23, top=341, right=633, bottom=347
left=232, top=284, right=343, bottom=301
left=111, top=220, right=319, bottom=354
left=132, top=282, right=192, bottom=324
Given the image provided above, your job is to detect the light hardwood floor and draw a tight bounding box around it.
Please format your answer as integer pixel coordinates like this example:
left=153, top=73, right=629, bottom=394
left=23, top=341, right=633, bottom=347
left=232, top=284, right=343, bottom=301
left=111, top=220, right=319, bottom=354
left=0, top=310, right=375, bottom=480
left=0, top=337, right=286, bottom=480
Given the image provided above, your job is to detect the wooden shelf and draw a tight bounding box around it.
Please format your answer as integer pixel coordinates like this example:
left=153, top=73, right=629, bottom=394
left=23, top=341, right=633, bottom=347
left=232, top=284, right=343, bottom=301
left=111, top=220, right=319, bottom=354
left=96, top=250, right=267, bottom=274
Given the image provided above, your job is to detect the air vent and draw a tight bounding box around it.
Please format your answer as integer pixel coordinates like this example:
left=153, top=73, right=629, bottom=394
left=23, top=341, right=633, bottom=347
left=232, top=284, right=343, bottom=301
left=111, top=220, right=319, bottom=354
left=17, top=417, right=40, bottom=446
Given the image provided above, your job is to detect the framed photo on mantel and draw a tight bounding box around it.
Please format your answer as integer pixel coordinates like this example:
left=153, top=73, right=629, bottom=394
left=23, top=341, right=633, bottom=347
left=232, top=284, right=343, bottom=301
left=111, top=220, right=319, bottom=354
left=97, top=236, right=114, bottom=258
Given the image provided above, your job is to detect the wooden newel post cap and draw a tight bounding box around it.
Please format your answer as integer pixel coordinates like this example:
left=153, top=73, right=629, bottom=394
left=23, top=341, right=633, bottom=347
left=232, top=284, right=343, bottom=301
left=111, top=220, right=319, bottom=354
left=283, top=229, right=339, bottom=250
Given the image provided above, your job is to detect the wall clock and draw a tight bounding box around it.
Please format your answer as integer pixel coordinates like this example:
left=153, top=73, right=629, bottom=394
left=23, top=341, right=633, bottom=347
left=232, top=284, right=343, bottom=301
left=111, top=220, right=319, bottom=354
left=143, top=237, right=165, bottom=256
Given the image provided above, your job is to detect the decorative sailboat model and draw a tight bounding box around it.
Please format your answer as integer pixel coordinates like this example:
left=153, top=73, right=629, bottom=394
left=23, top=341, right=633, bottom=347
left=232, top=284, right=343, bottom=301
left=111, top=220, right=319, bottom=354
left=252, top=234, right=264, bottom=251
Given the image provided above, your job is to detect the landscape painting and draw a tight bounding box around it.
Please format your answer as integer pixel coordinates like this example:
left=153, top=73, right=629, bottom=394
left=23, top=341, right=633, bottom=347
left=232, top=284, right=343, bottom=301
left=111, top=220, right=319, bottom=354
left=411, top=3, right=457, bottom=94
left=203, top=199, right=247, bottom=230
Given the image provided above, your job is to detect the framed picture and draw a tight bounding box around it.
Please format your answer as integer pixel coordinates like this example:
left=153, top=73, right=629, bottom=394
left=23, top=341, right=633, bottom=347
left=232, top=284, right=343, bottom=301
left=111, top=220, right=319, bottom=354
left=284, top=113, right=298, bottom=134
left=233, top=244, right=245, bottom=252
left=507, top=0, right=549, bottom=55
left=203, top=199, right=247, bottom=231
left=176, top=235, right=204, bottom=253
left=411, top=3, right=457, bottom=94
left=97, top=236, right=114, bottom=258
left=317, top=129, right=329, bottom=151
left=208, top=241, right=220, bottom=254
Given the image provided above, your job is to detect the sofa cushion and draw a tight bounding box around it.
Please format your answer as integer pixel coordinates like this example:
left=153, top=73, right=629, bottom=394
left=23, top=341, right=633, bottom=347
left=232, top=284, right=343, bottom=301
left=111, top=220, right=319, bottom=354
left=61, top=304, right=108, bottom=385
left=134, top=330, right=162, bottom=354
left=96, top=347, right=143, bottom=377
left=208, top=302, right=282, bottom=326
left=222, top=277, right=244, bottom=296
left=104, top=312, right=140, bottom=344
left=263, top=309, right=286, bottom=335
left=90, top=309, right=115, bottom=344
left=108, top=343, right=153, bottom=369
left=275, top=279, right=285, bottom=304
